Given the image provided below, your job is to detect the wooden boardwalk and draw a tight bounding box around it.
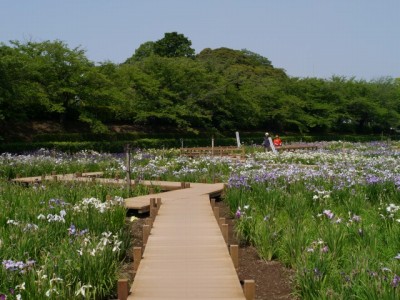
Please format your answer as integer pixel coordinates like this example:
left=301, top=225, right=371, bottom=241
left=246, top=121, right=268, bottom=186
left=12, top=174, right=249, bottom=299
left=127, top=183, right=246, bottom=300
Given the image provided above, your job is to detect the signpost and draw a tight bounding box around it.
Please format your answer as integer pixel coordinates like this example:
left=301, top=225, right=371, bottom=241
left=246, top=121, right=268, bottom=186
left=125, top=144, right=131, bottom=194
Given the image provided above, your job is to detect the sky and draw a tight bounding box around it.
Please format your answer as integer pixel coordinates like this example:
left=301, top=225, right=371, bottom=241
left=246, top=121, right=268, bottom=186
left=1, top=0, right=399, bottom=80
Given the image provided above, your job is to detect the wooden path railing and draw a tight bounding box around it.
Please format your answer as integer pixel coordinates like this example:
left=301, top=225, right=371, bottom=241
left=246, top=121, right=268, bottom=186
left=180, top=146, right=245, bottom=158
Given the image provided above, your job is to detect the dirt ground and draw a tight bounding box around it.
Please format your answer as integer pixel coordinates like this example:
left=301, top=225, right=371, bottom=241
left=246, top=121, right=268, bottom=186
left=119, top=200, right=296, bottom=300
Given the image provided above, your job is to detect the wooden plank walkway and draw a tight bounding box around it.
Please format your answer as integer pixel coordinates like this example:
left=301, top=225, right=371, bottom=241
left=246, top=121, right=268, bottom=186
left=128, top=183, right=245, bottom=299
left=124, top=182, right=224, bottom=212
left=12, top=173, right=224, bottom=213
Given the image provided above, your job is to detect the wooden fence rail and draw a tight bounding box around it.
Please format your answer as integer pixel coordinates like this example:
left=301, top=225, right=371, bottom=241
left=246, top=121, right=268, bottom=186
left=180, top=146, right=245, bottom=158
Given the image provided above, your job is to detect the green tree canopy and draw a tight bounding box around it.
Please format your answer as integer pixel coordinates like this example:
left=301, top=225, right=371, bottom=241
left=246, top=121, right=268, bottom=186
left=124, top=41, right=155, bottom=63
left=153, top=32, right=195, bottom=58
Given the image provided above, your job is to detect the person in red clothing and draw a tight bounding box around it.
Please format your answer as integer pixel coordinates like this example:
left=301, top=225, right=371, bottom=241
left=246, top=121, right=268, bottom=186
left=273, top=135, right=282, bottom=147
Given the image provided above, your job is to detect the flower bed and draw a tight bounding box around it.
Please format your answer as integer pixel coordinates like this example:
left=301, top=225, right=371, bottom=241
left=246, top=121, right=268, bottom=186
left=1, top=141, right=399, bottom=299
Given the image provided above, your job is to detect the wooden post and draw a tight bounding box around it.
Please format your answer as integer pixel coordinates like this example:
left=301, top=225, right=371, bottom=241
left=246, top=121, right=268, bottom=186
left=180, top=182, right=186, bottom=189
left=52, top=175, right=57, bottom=181
left=230, top=245, right=239, bottom=269
left=210, top=198, right=216, bottom=208
left=51, top=171, right=56, bottom=176
left=185, top=182, right=190, bottom=188
left=145, top=218, right=153, bottom=228
left=212, top=136, right=214, bottom=156
left=117, top=279, right=129, bottom=300
left=156, top=198, right=162, bottom=209
left=219, top=217, right=225, bottom=229
left=213, top=206, right=219, bottom=220
left=150, top=207, right=157, bottom=220
left=243, top=280, right=255, bottom=300
left=143, top=225, right=150, bottom=246
left=222, top=223, right=228, bottom=243
left=150, top=198, right=157, bottom=220
left=133, top=247, right=142, bottom=272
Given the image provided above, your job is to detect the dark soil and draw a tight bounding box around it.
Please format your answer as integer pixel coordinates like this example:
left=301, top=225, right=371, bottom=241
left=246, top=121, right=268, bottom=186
left=215, top=200, right=296, bottom=300
left=119, top=200, right=296, bottom=300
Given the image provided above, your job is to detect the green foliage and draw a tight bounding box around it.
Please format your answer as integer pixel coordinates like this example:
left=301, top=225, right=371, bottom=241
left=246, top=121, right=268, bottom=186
left=153, top=32, right=195, bottom=58
left=1, top=35, right=400, bottom=144
left=124, top=41, right=155, bottom=63
left=0, top=180, right=134, bottom=299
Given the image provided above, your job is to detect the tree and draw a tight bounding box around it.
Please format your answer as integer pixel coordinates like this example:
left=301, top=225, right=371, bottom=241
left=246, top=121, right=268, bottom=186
left=124, top=41, right=155, bottom=63
left=240, top=49, right=272, bottom=67
left=0, top=42, right=51, bottom=122
left=121, top=55, right=217, bottom=133
left=153, top=32, right=195, bottom=58
left=0, top=40, right=125, bottom=133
